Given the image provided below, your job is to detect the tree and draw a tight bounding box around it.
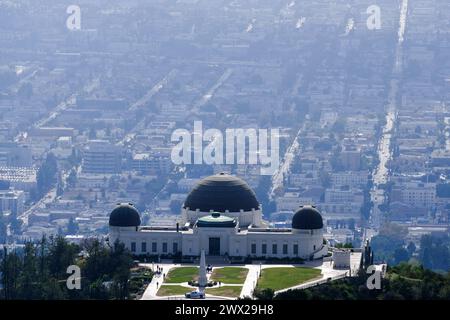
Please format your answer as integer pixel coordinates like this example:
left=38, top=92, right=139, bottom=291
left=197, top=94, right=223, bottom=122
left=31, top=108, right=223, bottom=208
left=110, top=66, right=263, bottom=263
left=253, top=175, right=275, bottom=218
left=67, top=169, right=77, bottom=188
left=17, top=82, right=33, bottom=99
left=379, top=223, right=408, bottom=240
left=418, top=234, right=450, bottom=272
left=0, top=213, right=7, bottom=243
left=394, top=248, right=410, bottom=265
left=330, top=150, right=344, bottom=172
left=319, top=171, right=332, bottom=188
left=18, top=243, right=39, bottom=299
left=1, top=248, right=22, bottom=299
left=169, top=200, right=183, bottom=215
left=88, top=278, right=110, bottom=299
left=67, top=217, right=79, bottom=235
left=68, top=149, right=81, bottom=167
left=332, top=118, right=346, bottom=133
left=0, top=237, right=135, bottom=300
left=47, top=236, right=79, bottom=280
left=40, top=278, right=67, bottom=300
left=9, top=214, right=22, bottom=235
left=36, top=153, right=58, bottom=198
left=56, top=182, right=64, bottom=197
left=336, top=243, right=354, bottom=249
left=407, top=242, right=416, bottom=256
left=110, top=241, right=133, bottom=299
left=371, top=225, right=406, bottom=265
left=83, top=239, right=112, bottom=282
left=0, top=67, right=16, bottom=90
left=253, top=287, right=275, bottom=300
left=313, top=140, right=333, bottom=151
left=348, top=219, right=356, bottom=231
left=436, top=183, right=450, bottom=198
left=88, top=127, right=97, bottom=139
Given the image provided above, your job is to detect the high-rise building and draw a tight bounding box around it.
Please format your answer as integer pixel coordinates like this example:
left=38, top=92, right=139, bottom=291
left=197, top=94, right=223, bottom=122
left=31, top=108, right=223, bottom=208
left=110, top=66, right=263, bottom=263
left=0, top=142, right=32, bottom=167
left=391, top=182, right=436, bottom=208
left=0, top=189, right=25, bottom=216
left=340, top=148, right=361, bottom=171
left=82, top=140, right=122, bottom=174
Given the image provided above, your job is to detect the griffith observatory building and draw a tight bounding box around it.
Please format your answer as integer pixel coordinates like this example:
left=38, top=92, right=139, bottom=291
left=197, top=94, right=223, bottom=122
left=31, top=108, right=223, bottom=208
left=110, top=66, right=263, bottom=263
left=108, top=173, right=328, bottom=260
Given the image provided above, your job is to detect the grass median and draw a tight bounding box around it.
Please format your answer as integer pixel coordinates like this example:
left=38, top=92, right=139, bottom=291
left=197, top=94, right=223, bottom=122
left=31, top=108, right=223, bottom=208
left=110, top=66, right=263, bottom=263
left=257, top=267, right=322, bottom=291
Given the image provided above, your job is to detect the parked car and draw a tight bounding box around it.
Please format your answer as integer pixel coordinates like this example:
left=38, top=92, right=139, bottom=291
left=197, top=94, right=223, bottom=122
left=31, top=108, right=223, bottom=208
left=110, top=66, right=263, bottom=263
left=185, top=290, right=205, bottom=299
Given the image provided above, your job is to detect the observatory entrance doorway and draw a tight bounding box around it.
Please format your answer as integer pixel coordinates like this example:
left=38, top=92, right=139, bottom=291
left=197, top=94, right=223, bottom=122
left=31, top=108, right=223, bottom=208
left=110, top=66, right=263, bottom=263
left=208, top=237, right=220, bottom=255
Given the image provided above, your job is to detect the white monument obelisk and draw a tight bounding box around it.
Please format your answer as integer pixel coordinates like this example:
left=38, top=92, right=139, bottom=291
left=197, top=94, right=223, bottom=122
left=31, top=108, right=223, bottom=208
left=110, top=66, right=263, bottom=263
left=198, top=249, right=207, bottom=292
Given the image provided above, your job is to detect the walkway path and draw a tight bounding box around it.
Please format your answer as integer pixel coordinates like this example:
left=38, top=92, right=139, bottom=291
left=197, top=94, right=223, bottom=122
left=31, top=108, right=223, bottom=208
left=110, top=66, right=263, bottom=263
left=139, top=256, right=362, bottom=300
left=240, top=265, right=260, bottom=298
left=140, top=263, right=177, bottom=300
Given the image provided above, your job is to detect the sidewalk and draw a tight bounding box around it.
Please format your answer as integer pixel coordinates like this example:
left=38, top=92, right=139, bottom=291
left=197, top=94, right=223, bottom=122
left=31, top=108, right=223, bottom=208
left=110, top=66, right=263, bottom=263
left=240, top=265, right=259, bottom=298
left=140, top=263, right=177, bottom=300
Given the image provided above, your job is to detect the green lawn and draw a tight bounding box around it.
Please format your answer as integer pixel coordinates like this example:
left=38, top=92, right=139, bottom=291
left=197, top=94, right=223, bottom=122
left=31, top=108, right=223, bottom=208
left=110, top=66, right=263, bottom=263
left=210, top=267, right=249, bottom=284
left=165, top=267, right=199, bottom=283
left=156, top=285, right=191, bottom=296
left=206, top=286, right=243, bottom=297
left=257, top=267, right=322, bottom=291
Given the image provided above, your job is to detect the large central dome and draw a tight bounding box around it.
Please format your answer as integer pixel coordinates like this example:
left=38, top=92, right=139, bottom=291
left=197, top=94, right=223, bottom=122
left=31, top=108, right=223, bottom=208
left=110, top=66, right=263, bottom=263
left=183, top=173, right=260, bottom=213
